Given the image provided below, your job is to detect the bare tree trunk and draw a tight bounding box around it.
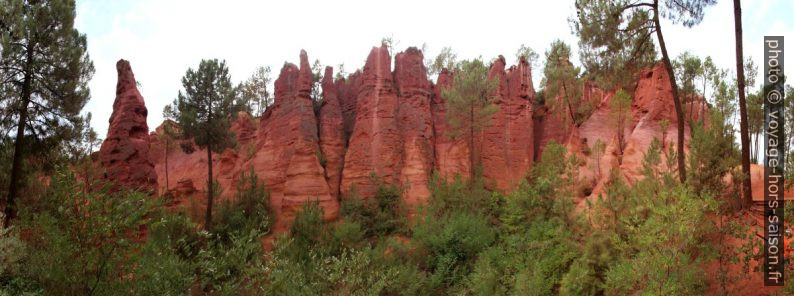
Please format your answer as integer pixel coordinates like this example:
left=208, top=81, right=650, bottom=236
left=734, top=0, right=753, bottom=209
left=653, top=1, right=687, bottom=183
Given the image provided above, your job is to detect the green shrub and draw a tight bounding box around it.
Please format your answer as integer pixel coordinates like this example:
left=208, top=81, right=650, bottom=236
left=426, top=173, right=499, bottom=220
left=559, top=231, right=615, bottom=296
left=414, top=211, right=495, bottom=291
left=0, top=228, right=38, bottom=295
left=15, top=169, right=159, bottom=295
left=212, top=169, right=270, bottom=241
left=340, top=183, right=405, bottom=239
left=132, top=213, right=196, bottom=295
left=687, top=110, right=739, bottom=198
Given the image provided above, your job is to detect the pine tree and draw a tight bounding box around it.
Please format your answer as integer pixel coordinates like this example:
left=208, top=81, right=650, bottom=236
left=442, top=58, right=499, bottom=181
left=541, top=40, right=585, bottom=127
left=672, top=51, right=702, bottom=123
left=573, top=0, right=717, bottom=183
left=174, top=59, right=237, bottom=229
left=0, top=0, right=94, bottom=227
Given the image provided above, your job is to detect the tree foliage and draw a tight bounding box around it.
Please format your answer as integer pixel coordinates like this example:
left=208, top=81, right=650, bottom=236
left=515, top=44, right=540, bottom=70
left=542, top=40, right=590, bottom=126
left=173, top=58, right=238, bottom=229
left=571, top=0, right=657, bottom=89
left=442, top=58, right=499, bottom=180
left=174, top=59, right=238, bottom=153
left=0, top=0, right=95, bottom=226
left=428, top=47, right=457, bottom=76
left=573, top=0, right=716, bottom=184
left=236, top=65, right=272, bottom=117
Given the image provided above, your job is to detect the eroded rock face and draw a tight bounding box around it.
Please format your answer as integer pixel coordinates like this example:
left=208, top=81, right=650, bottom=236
left=394, top=47, right=434, bottom=205
left=99, top=59, right=157, bottom=192
left=432, top=69, right=471, bottom=180
left=340, top=45, right=404, bottom=199
left=577, top=63, right=709, bottom=204
left=480, top=56, right=535, bottom=192
left=252, top=50, right=338, bottom=224
left=336, top=71, right=361, bottom=138
left=149, top=51, right=339, bottom=233
left=140, top=49, right=712, bottom=232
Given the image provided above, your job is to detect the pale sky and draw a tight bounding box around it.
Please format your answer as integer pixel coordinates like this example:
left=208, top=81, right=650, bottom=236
left=75, top=0, right=794, bottom=138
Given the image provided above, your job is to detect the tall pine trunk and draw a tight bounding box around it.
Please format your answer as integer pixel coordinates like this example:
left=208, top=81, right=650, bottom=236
left=5, top=99, right=29, bottom=227
left=4, top=49, right=33, bottom=228
left=734, top=0, right=752, bottom=208
left=653, top=0, right=687, bottom=183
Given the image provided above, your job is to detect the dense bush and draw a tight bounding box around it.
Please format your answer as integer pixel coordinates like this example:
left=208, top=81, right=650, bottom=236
left=414, top=211, right=495, bottom=292
left=0, top=168, right=270, bottom=295
left=213, top=169, right=271, bottom=241
left=16, top=169, right=157, bottom=295
left=340, top=183, right=406, bottom=239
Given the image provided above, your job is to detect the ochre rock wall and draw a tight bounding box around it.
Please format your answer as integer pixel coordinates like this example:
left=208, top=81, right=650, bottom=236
left=121, top=47, right=704, bottom=231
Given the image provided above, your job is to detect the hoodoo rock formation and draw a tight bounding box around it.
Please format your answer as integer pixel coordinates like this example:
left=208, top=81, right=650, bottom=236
left=250, top=50, right=339, bottom=224
left=394, top=47, right=434, bottom=205
left=99, top=59, right=157, bottom=192
left=131, top=46, right=711, bottom=231
left=340, top=45, right=404, bottom=199
left=481, top=56, right=535, bottom=192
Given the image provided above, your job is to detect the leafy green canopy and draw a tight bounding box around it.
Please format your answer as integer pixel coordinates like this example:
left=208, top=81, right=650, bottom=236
left=174, top=59, right=238, bottom=153
left=541, top=40, right=590, bottom=126
left=0, top=0, right=95, bottom=225
left=427, top=47, right=457, bottom=76
left=0, top=0, right=94, bottom=142
left=236, top=66, right=272, bottom=117
left=572, top=0, right=658, bottom=89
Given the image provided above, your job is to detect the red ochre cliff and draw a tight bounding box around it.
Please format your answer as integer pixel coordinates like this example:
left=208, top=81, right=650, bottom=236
left=101, top=46, right=713, bottom=231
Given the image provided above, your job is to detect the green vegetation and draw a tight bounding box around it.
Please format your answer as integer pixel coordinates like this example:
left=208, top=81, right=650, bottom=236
left=541, top=40, right=590, bottom=126
left=237, top=66, right=272, bottom=117
left=0, top=1, right=785, bottom=294
left=0, top=0, right=95, bottom=226
left=0, top=105, right=763, bottom=295
left=427, top=46, right=457, bottom=76
left=572, top=0, right=717, bottom=184
left=0, top=169, right=271, bottom=295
